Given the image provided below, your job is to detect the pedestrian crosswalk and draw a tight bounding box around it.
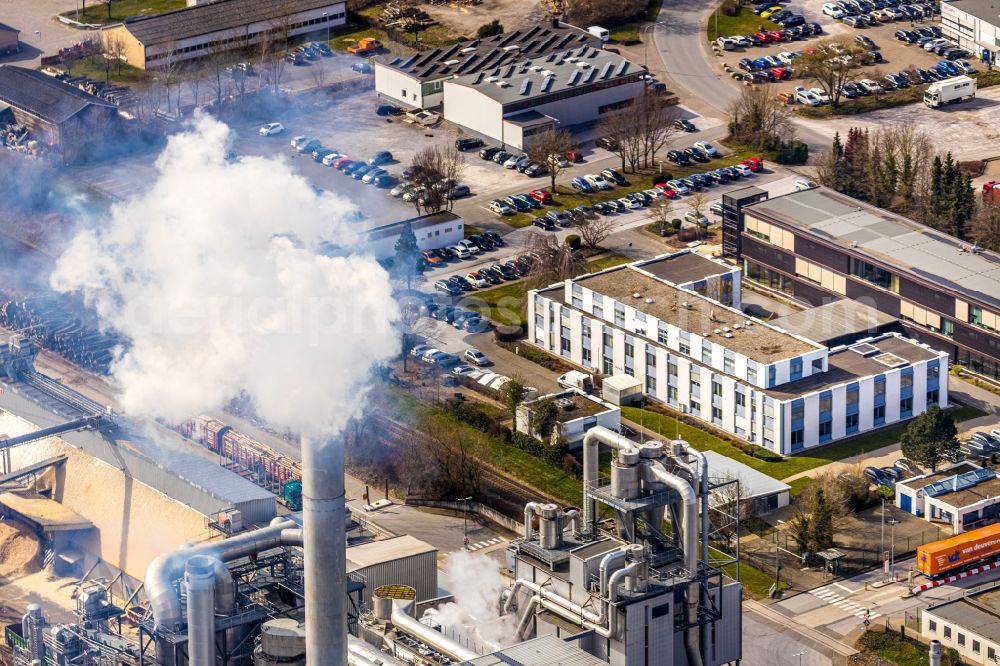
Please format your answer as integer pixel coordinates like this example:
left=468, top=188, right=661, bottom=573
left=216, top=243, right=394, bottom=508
left=466, top=536, right=505, bottom=552
left=809, top=586, right=881, bottom=620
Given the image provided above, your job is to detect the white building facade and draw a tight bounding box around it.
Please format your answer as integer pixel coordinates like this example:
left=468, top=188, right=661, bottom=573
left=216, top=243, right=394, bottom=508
left=941, top=0, right=1000, bottom=63
left=366, top=211, right=464, bottom=260
left=528, top=253, right=949, bottom=455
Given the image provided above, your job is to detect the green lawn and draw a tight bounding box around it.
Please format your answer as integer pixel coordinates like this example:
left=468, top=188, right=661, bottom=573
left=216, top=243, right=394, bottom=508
left=951, top=404, right=989, bottom=423
left=467, top=255, right=631, bottom=326
left=54, top=57, right=151, bottom=85
left=622, top=406, right=915, bottom=481
left=610, top=23, right=641, bottom=44
left=788, top=477, right=812, bottom=497
left=707, top=6, right=767, bottom=42
left=464, top=224, right=482, bottom=239
left=858, top=630, right=962, bottom=666
left=60, top=0, right=184, bottom=24
left=329, top=25, right=388, bottom=53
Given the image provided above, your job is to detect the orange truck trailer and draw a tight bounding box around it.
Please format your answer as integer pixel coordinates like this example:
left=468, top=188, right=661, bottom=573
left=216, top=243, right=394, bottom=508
left=917, top=523, right=1000, bottom=577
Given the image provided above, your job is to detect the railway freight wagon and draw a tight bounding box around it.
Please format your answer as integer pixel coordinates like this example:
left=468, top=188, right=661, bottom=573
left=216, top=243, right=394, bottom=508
left=180, top=415, right=303, bottom=510
left=917, top=523, right=1000, bottom=577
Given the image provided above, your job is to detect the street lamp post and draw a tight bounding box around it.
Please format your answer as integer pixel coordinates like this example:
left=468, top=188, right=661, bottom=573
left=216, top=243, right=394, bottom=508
left=888, top=517, right=900, bottom=581
left=792, top=650, right=806, bottom=666
left=323, top=12, right=330, bottom=43
left=459, top=496, right=472, bottom=549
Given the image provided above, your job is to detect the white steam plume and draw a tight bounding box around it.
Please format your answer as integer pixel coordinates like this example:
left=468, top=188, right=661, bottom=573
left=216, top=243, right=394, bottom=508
left=429, top=550, right=517, bottom=650
left=50, top=114, right=399, bottom=436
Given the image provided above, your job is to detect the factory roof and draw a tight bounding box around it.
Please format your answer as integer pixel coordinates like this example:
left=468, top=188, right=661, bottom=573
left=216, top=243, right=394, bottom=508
left=769, top=299, right=899, bottom=346
left=576, top=266, right=821, bottom=363
left=366, top=211, right=461, bottom=241
left=115, top=0, right=345, bottom=47
left=347, top=534, right=436, bottom=570
left=0, top=23, right=18, bottom=34
left=0, top=492, right=94, bottom=531
left=447, top=45, right=642, bottom=106
left=943, top=0, right=1000, bottom=26
left=763, top=334, right=941, bottom=400
left=745, top=186, right=1000, bottom=309
left=504, top=110, right=554, bottom=128
left=0, top=66, right=115, bottom=124
left=379, top=21, right=599, bottom=83
left=467, top=634, right=607, bottom=666
left=703, top=451, right=790, bottom=503
left=524, top=389, right=615, bottom=420
left=634, top=250, right=733, bottom=286
left=927, top=585, right=1000, bottom=644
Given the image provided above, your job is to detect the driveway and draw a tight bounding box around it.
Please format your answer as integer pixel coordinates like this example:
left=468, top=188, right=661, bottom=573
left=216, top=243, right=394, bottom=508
left=0, top=0, right=79, bottom=67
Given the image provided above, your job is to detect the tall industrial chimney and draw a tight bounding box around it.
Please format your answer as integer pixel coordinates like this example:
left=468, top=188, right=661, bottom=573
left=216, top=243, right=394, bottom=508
left=301, top=436, right=347, bottom=665
left=185, top=556, right=217, bottom=666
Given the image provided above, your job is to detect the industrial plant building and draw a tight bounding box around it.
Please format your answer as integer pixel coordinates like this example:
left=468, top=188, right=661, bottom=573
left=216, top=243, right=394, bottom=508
left=375, top=20, right=600, bottom=110
left=922, top=583, right=1000, bottom=663
left=366, top=210, right=464, bottom=260
left=100, top=0, right=346, bottom=69
left=895, top=462, right=1000, bottom=533
left=940, top=0, right=1000, bottom=64
left=0, top=66, right=117, bottom=163
left=0, top=23, right=19, bottom=56
left=515, top=389, right=620, bottom=448
left=722, top=185, right=1000, bottom=381
left=528, top=250, right=949, bottom=455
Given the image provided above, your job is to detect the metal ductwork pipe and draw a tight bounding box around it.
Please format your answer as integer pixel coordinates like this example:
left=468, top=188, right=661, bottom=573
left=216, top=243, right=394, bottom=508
left=185, top=556, right=217, bottom=666
left=21, top=604, right=45, bottom=665
left=390, top=600, right=478, bottom=662
left=562, top=508, right=581, bottom=534
left=523, top=502, right=539, bottom=541
left=145, top=517, right=300, bottom=633
left=302, top=435, right=347, bottom=666
left=538, top=504, right=563, bottom=549
left=347, top=636, right=407, bottom=666
left=582, top=426, right=640, bottom=533
left=644, top=461, right=703, bottom=666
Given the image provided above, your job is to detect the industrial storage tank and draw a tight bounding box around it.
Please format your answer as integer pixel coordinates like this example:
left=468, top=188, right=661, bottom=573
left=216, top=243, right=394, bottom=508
left=917, top=522, right=1000, bottom=577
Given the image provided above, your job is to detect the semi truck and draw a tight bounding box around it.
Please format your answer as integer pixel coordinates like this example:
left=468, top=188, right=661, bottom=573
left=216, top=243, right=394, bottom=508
left=916, top=522, right=1000, bottom=577
left=923, top=75, right=976, bottom=108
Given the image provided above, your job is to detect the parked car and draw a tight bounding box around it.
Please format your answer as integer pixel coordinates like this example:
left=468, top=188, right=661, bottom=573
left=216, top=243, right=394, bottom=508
left=455, top=137, right=484, bottom=151
left=259, top=122, right=284, bottom=136
left=584, top=174, right=612, bottom=190
left=547, top=210, right=571, bottom=227
left=674, top=118, right=697, bottom=132
left=464, top=348, right=491, bottom=366
left=794, top=178, right=818, bottom=190
left=480, top=146, right=501, bottom=160
left=376, top=104, right=403, bottom=116
left=596, top=136, right=619, bottom=150
left=533, top=217, right=555, bottom=230
left=601, top=168, right=628, bottom=185
left=529, top=189, right=552, bottom=204
left=489, top=200, right=513, bottom=215
left=571, top=176, right=594, bottom=193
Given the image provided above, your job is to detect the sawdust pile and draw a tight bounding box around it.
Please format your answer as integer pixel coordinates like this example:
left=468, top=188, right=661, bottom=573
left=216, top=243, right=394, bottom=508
left=0, top=520, right=41, bottom=578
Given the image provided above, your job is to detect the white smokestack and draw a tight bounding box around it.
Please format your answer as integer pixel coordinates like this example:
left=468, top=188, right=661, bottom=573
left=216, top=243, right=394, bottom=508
left=50, top=114, right=401, bottom=666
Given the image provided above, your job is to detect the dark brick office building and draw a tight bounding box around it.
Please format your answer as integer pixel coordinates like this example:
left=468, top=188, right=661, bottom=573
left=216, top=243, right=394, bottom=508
left=723, top=186, right=1000, bottom=380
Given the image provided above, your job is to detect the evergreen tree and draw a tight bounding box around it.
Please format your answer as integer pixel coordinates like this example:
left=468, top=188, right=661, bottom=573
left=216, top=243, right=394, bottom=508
left=391, top=222, right=422, bottom=290
left=900, top=406, right=959, bottom=472
left=808, top=488, right=835, bottom=551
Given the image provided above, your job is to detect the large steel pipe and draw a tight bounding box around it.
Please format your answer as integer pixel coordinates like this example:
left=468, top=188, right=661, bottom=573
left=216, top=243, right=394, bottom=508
left=185, top=556, right=216, bottom=666
left=302, top=436, right=347, bottom=666
left=390, top=600, right=478, bottom=662
left=582, top=427, right=640, bottom=532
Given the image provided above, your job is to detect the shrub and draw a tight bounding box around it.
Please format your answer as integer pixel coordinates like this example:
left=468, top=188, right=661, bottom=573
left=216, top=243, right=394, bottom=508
left=719, top=0, right=739, bottom=16
left=874, top=485, right=895, bottom=501
left=565, top=234, right=581, bottom=250
left=774, top=140, right=809, bottom=165
left=477, top=19, right=503, bottom=38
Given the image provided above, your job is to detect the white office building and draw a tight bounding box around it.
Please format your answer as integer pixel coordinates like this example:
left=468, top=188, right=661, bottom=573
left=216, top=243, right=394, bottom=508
left=941, top=0, right=1000, bottom=63
left=365, top=211, right=464, bottom=260
left=528, top=251, right=949, bottom=455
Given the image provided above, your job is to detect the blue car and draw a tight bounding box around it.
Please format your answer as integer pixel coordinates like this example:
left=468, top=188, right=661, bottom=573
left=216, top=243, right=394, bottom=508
left=937, top=60, right=960, bottom=76
left=752, top=57, right=771, bottom=70
left=571, top=176, right=593, bottom=193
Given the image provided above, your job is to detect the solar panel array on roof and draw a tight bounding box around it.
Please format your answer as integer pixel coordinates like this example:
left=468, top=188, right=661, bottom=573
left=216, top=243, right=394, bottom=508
left=614, top=60, right=629, bottom=76
left=849, top=342, right=880, bottom=357
left=519, top=79, right=531, bottom=95
left=567, top=69, right=581, bottom=85
left=541, top=76, right=554, bottom=92
left=584, top=67, right=598, bottom=83
left=504, top=65, right=515, bottom=78
left=925, top=467, right=997, bottom=497
left=473, top=72, right=484, bottom=84
left=599, top=62, right=614, bottom=79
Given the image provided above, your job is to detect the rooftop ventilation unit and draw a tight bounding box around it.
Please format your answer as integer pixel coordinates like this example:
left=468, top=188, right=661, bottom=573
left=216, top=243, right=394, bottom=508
left=682, top=301, right=692, bottom=309
left=848, top=342, right=880, bottom=357
left=724, top=333, right=734, bottom=338
left=703, top=332, right=711, bottom=337
left=484, top=76, right=497, bottom=83
left=541, top=76, right=555, bottom=92
left=530, top=65, right=542, bottom=71
left=519, top=79, right=532, bottom=95
left=645, top=298, right=654, bottom=304
left=443, top=59, right=460, bottom=66
left=614, top=60, right=629, bottom=76
left=744, top=320, right=753, bottom=326
left=503, top=45, right=521, bottom=52
left=714, top=329, right=722, bottom=335
left=873, top=352, right=908, bottom=368
left=633, top=292, right=642, bottom=298
left=733, top=324, right=741, bottom=330
left=567, top=69, right=581, bottom=85
left=722, top=327, right=731, bottom=333
left=576, top=61, right=592, bottom=68
left=460, top=47, right=476, bottom=53
left=496, top=80, right=510, bottom=87
left=599, top=62, right=614, bottom=79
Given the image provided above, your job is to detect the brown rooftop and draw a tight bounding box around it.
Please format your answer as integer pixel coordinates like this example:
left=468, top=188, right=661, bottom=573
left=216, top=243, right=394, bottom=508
left=636, top=251, right=731, bottom=285
left=898, top=462, right=979, bottom=491
left=578, top=267, right=819, bottom=363
left=764, top=334, right=941, bottom=400
left=932, top=474, right=1000, bottom=508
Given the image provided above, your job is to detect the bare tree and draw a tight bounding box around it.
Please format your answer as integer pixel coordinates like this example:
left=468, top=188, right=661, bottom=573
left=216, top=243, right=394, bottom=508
left=408, top=146, right=466, bottom=215
left=796, top=39, right=866, bottom=107
left=596, top=108, right=632, bottom=172
left=308, top=56, right=329, bottom=89
left=972, top=202, right=1000, bottom=252
left=649, top=199, right=680, bottom=237
left=395, top=299, right=433, bottom=372
left=710, top=475, right=756, bottom=547
left=100, top=0, right=114, bottom=21
left=525, top=232, right=587, bottom=288
left=576, top=214, right=615, bottom=248
left=727, top=84, right=796, bottom=151
left=633, top=93, right=680, bottom=169
left=105, top=33, right=127, bottom=77
left=153, top=40, right=182, bottom=115
left=205, top=44, right=235, bottom=111
left=526, top=128, right=573, bottom=193
left=184, top=62, right=203, bottom=107
left=410, top=417, right=485, bottom=497
left=257, top=14, right=292, bottom=93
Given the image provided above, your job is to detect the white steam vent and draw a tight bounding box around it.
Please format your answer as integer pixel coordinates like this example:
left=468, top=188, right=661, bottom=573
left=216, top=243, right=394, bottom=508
left=50, top=114, right=400, bottom=436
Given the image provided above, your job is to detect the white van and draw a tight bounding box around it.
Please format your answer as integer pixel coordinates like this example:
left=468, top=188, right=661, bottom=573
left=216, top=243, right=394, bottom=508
left=588, top=26, right=610, bottom=42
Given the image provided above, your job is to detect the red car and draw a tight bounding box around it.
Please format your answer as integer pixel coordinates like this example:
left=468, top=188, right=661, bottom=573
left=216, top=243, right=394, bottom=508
left=654, top=183, right=678, bottom=198
left=754, top=31, right=774, bottom=43
left=769, top=67, right=791, bottom=80
left=529, top=189, right=552, bottom=204
left=742, top=158, right=764, bottom=172
left=332, top=157, right=352, bottom=169
left=767, top=30, right=786, bottom=42
left=422, top=249, right=443, bottom=265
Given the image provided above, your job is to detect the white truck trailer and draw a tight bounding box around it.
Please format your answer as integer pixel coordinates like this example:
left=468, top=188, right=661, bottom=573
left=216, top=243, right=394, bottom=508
left=924, top=75, right=976, bottom=108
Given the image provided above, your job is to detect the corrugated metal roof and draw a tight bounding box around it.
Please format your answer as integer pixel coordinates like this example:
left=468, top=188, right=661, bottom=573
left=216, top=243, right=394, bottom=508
left=704, top=450, right=790, bottom=502
left=927, top=586, right=1000, bottom=644
left=745, top=187, right=1000, bottom=309
left=465, top=635, right=606, bottom=666
left=0, top=66, right=115, bottom=124
left=347, top=535, right=436, bottom=569
left=119, top=0, right=345, bottom=46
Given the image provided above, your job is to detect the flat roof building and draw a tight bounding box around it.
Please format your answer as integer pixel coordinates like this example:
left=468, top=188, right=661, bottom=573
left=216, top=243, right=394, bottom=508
left=769, top=299, right=901, bottom=348
left=941, top=0, right=1000, bottom=63
left=101, top=0, right=346, bottom=69
left=923, top=583, right=1000, bottom=663
left=375, top=19, right=600, bottom=110
left=0, top=66, right=117, bottom=163
left=703, top=450, right=791, bottom=514
left=442, top=44, right=647, bottom=150
left=896, top=463, right=1000, bottom=533
left=365, top=210, right=464, bottom=260
left=729, top=186, right=1000, bottom=382
left=515, top=389, right=620, bottom=448
left=529, top=250, right=949, bottom=455
left=0, top=22, right=19, bottom=56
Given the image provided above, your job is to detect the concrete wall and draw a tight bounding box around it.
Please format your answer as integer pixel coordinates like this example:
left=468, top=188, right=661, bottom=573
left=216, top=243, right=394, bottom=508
left=375, top=65, right=423, bottom=109
left=366, top=217, right=464, bottom=260
left=0, top=412, right=210, bottom=579
left=924, top=608, right=1000, bottom=663
left=441, top=82, right=505, bottom=146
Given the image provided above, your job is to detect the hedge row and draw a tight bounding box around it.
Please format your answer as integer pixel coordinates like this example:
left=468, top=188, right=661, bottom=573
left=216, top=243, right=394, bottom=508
left=443, top=399, right=569, bottom=466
